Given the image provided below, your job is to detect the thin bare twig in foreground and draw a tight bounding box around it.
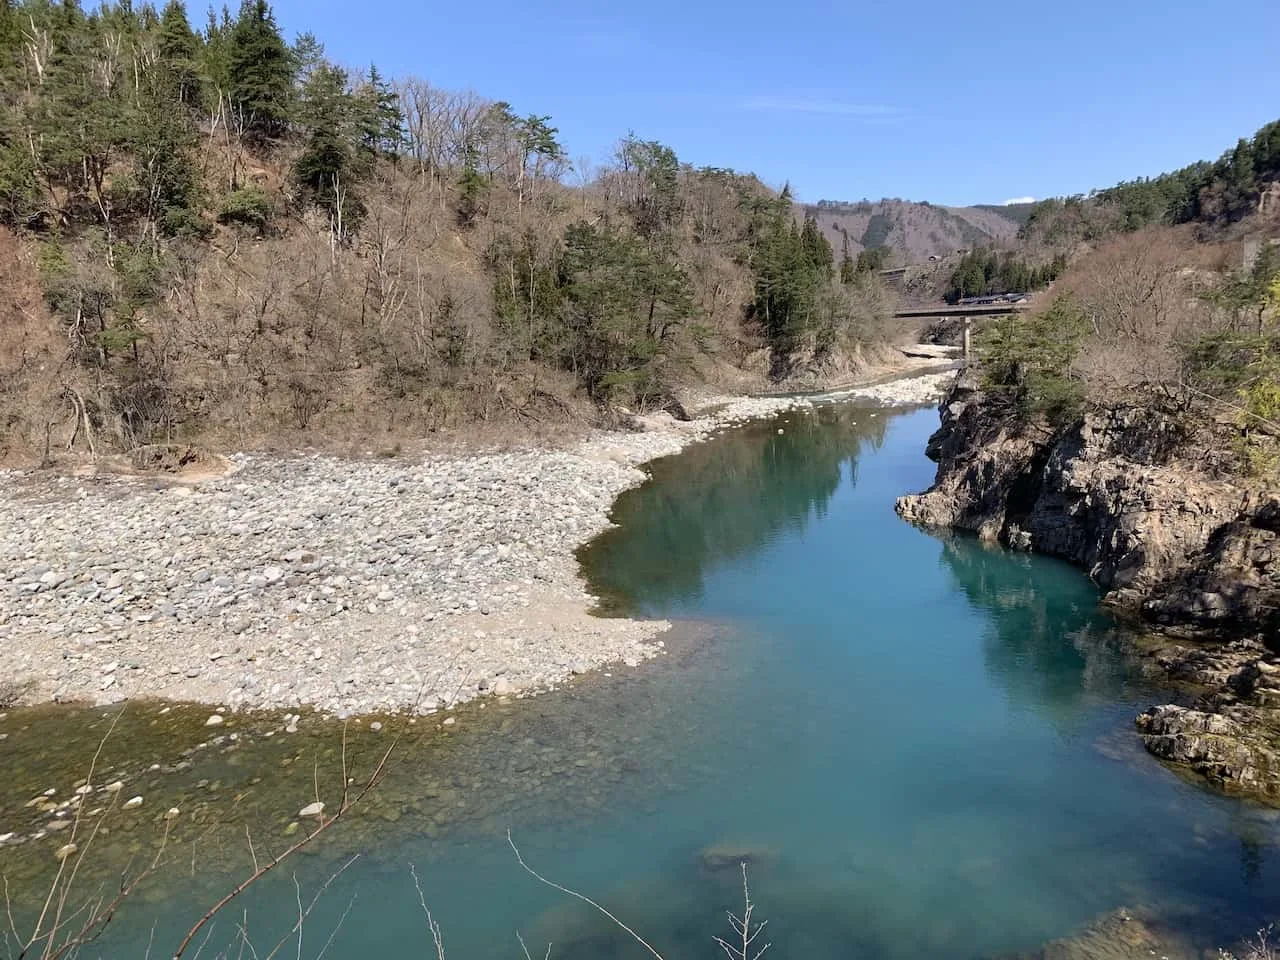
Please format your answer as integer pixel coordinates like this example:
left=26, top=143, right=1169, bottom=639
left=515, top=930, right=552, bottom=960
left=308, top=889, right=357, bottom=960
left=175, top=658, right=463, bottom=956
left=6, top=707, right=178, bottom=960
left=507, top=830, right=665, bottom=960
left=713, top=864, right=770, bottom=960
left=25, top=706, right=126, bottom=955
left=257, top=856, right=359, bottom=960
left=171, top=728, right=398, bottom=959
left=409, top=864, right=446, bottom=960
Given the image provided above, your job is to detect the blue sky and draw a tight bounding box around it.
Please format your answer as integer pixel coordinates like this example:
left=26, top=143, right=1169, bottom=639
left=270, top=0, right=1280, bottom=207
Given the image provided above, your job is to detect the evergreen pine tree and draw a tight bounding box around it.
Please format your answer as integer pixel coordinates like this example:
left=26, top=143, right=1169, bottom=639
left=293, top=62, right=357, bottom=221
left=1226, top=138, right=1258, bottom=219
left=34, top=1, right=130, bottom=219
left=800, top=214, right=833, bottom=279
left=839, top=231, right=855, bottom=284
left=226, top=0, right=294, bottom=140
left=198, top=6, right=233, bottom=112
left=1254, top=122, right=1280, bottom=182
left=457, top=161, right=486, bottom=226
left=0, top=0, right=39, bottom=226
left=0, top=0, right=19, bottom=83
left=353, top=65, right=403, bottom=160
left=158, top=0, right=202, bottom=106
left=291, top=31, right=326, bottom=86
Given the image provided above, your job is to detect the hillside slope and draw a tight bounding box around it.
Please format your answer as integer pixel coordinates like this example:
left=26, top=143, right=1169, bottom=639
left=803, top=199, right=1024, bottom=262
left=0, top=0, right=901, bottom=463
left=1017, top=118, right=1280, bottom=250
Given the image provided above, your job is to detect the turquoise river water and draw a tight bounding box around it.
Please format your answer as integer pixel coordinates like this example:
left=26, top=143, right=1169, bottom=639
left=2, top=403, right=1278, bottom=959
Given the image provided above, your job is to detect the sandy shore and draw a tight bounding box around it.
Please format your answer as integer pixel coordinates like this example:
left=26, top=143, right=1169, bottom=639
left=0, top=366, right=954, bottom=716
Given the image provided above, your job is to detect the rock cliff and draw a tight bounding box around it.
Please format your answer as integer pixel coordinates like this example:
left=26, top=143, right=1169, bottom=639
left=896, top=373, right=1280, bottom=800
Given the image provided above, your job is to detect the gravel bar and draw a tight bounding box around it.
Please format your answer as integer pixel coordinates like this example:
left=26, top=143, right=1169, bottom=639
left=0, top=375, right=951, bottom=716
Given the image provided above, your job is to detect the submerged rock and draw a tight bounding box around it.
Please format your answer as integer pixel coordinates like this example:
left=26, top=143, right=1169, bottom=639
left=1003, top=907, right=1198, bottom=960
left=695, top=842, right=779, bottom=873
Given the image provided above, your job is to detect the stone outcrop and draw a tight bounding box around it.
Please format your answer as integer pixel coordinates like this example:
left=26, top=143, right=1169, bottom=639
left=896, top=374, right=1280, bottom=800
left=1130, top=638, right=1280, bottom=800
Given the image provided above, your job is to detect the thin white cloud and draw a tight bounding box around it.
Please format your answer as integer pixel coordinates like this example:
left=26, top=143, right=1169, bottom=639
left=739, top=96, right=902, bottom=118
left=1001, top=196, right=1036, bottom=205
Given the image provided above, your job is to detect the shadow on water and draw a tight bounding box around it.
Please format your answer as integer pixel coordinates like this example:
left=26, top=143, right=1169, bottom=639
left=2, top=404, right=1278, bottom=960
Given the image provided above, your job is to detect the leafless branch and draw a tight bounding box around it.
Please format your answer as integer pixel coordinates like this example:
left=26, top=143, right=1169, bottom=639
left=409, top=864, right=446, bottom=960
left=507, top=830, right=665, bottom=960
left=712, top=864, right=770, bottom=960
left=256, top=856, right=359, bottom=960
left=172, top=725, right=401, bottom=958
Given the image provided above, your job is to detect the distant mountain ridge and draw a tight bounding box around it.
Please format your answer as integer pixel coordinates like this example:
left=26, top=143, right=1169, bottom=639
left=801, top=199, right=1033, bottom=263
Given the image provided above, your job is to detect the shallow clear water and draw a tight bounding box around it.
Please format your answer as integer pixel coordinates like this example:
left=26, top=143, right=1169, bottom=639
left=4, top=404, right=1278, bottom=959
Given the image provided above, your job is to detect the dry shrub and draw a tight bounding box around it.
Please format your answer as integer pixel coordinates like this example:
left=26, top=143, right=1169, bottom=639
left=1054, top=227, right=1225, bottom=404
left=1, top=106, right=900, bottom=461
left=0, top=230, right=97, bottom=462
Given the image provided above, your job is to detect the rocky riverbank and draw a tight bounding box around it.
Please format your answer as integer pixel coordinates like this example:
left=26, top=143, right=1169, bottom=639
left=895, top=373, right=1280, bottom=802
left=1, top=368, right=952, bottom=717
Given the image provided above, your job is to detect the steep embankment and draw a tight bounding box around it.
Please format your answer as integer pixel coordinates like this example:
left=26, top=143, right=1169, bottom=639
left=896, top=374, right=1280, bottom=801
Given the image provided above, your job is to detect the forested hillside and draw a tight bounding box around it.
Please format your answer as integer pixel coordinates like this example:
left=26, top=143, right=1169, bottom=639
left=801, top=198, right=1024, bottom=264
left=976, top=114, right=1280, bottom=476
left=1019, top=118, right=1280, bottom=250
left=0, top=0, right=896, bottom=461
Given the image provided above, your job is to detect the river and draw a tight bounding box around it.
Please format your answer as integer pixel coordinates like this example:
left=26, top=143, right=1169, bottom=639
left=1, top=403, right=1277, bottom=959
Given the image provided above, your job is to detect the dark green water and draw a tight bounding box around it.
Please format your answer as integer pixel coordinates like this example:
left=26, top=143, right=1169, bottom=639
left=2, top=404, right=1278, bottom=959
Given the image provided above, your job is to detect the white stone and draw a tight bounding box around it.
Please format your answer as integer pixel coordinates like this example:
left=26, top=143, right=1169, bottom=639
left=124, top=796, right=144, bottom=809
left=298, top=801, right=325, bottom=818
left=204, top=715, right=224, bottom=727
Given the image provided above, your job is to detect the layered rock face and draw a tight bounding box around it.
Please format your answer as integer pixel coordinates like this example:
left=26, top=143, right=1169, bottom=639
left=896, top=374, right=1280, bottom=800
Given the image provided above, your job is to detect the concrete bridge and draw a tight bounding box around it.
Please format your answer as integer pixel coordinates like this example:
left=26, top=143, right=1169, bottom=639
left=893, top=303, right=1030, bottom=321
left=892, top=303, right=1031, bottom=360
